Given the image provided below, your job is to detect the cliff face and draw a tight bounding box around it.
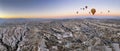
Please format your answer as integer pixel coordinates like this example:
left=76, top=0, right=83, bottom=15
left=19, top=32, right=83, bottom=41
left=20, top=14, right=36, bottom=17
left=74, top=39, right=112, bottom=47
left=0, top=19, right=120, bottom=51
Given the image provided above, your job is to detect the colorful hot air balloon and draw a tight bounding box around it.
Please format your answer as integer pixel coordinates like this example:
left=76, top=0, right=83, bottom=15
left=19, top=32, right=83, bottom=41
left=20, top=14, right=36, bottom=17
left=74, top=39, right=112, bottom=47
left=91, top=8, right=96, bottom=15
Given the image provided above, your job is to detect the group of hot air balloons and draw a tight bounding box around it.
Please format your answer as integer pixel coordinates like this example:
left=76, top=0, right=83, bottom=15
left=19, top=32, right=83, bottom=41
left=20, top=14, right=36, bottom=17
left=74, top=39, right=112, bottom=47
left=76, top=5, right=110, bottom=15
left=80, top=6, right=88, bottom=10
left=76, top=6, right=88, bottom=14
left=76, top=6, right=96, bottom=15
left=100, top=10, right=110, bottom=14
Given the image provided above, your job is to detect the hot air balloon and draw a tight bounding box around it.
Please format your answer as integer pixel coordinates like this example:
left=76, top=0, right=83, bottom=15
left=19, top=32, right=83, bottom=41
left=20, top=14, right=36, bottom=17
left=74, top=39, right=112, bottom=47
left=108, top=10, right=110, bottom=13
left=80, top=8, right=83, bottom=10
left=83, top=8, right=85, bottom=10
left=89, top=12, right=91, bottom=15
left=91, top=8, right=96, bottom=15
left=100, top=12, right=103, bottom=14
left=85, top=6, right=88, bottom=9
left=76, top=11, right=79, bottom=14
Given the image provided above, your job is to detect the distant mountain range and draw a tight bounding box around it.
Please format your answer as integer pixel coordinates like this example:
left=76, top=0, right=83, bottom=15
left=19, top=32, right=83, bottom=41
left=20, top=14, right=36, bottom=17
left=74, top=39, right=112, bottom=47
left=0, top=16, right=120, bottom=24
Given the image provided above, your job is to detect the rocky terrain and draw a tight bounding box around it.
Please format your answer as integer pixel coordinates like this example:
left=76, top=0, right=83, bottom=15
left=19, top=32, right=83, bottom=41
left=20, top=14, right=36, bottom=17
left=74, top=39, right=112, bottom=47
left=0, top=18, right=120, bottom=51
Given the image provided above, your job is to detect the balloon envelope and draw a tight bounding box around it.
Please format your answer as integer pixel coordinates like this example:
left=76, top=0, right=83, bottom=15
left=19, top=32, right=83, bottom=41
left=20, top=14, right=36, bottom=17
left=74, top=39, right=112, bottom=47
left=85, top=6, right=88, bottom=9
left=83, top=8, right=85, bottom=10
left=76, top=11, right=79, bottom=14
left=89, top=12, right=91, bottom=14
left=91, top=8, right=96, bottom=15
left=108, top=10, right=110, bottom=13
left=100, top=12, right=103, bottom=14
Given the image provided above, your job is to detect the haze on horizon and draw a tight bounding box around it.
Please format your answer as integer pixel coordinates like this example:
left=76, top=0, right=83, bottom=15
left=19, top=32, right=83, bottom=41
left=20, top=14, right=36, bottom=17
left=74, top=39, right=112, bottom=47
left=0, top=0, right=120, bottom=18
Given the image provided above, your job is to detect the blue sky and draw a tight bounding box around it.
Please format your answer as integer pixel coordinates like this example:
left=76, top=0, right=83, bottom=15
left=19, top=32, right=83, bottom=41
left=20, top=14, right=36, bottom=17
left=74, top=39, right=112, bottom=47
left=0, top=0, right=120, bottom=18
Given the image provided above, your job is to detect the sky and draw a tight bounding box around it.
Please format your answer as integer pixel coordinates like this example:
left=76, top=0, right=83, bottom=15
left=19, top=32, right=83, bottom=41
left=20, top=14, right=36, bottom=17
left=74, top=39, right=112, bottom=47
left=0, top=0, right=120, bottom=18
